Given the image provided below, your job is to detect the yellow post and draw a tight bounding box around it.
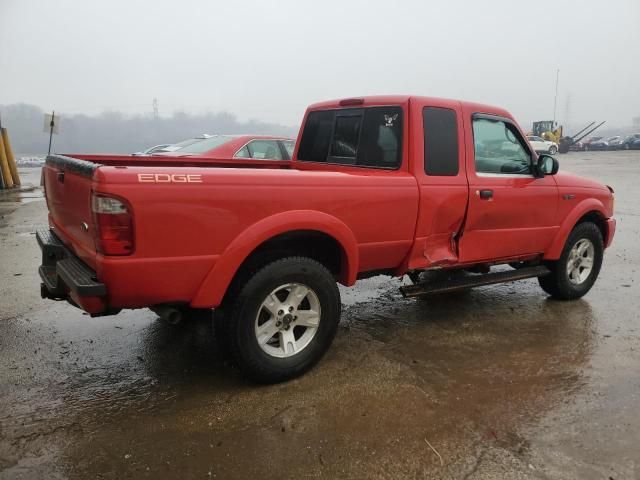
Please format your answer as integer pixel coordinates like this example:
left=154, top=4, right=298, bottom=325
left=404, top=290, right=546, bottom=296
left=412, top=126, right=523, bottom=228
left=1, top=128, right=20, bottom=186
left=0, top=132, right=14, bottom=189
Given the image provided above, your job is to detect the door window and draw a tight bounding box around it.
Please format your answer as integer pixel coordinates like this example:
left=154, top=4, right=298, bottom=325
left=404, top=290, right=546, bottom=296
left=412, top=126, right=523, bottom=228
left=244, top=140, right=283, bottom=160
left=234, top=145, right=250, bottom=158
left=473, top=118, right=532, bottom=175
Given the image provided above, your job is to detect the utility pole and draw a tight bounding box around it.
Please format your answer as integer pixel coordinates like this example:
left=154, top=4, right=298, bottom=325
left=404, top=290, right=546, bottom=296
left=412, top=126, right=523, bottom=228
left=152, top=98, right=159, bottom=120
left=552, top=68, right=559, bottom=127
left=564, top=93, right=572, bottom=129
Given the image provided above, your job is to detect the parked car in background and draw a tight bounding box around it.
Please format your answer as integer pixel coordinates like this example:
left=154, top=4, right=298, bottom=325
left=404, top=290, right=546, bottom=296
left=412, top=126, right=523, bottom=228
left=158, top=135, right=296, bottom=160
left=526, top=135, right=558, bottom=154
left=618, top=133, right=640, bottom=150
left=132, top=144, right=171, bottom=156
left=157, top=134, right=213, bottom=153
left=579, top=136, right=603, bottom=151
left=588, top=136, right=616, bottom=151
left=607, top=136, right=624, bottom=150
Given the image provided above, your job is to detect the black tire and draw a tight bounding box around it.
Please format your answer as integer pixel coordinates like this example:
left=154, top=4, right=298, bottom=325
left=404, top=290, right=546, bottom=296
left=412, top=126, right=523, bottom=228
left=548, top=145, right=558, bottom=155
left=538, top=222, right=603, bottom=300
left=223, top=257, right=340, bottom=383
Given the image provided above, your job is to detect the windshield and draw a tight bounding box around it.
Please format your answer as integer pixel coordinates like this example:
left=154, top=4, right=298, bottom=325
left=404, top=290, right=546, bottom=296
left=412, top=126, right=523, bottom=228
left=176, top=136, right=233, bottom=154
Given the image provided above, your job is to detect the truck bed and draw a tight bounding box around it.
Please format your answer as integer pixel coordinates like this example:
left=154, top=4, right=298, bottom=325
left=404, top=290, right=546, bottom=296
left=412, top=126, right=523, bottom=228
left=41, top=153, right=420, bottom=312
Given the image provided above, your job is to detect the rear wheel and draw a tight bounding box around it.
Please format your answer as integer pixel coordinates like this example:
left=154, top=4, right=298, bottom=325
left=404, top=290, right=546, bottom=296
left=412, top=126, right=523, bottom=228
left=223, top=257, right=341, bottom=383
left=538, top=222, right=603, bottom=300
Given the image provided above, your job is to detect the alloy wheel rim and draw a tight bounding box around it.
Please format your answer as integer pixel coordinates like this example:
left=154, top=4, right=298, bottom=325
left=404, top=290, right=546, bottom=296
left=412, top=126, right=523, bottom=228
left=254, top=283, right=321, bottom=358
left=566, top=238, right=595, bottom=285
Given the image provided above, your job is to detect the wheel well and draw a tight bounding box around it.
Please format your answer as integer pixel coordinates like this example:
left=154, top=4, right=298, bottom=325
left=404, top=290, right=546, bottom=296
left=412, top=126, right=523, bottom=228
left=229, top=230, right=345, bottom=293
left=576, top=211, right=607, bottom=241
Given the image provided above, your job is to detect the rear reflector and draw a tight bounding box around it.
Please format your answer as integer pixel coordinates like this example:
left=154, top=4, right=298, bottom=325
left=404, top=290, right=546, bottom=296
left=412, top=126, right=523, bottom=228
left=91, top=194, right=134, bottom=255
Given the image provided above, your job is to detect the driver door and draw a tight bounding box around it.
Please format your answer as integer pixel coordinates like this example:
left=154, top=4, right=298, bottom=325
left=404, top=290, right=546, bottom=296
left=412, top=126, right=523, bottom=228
left=458, top=113, right=559, bottom=263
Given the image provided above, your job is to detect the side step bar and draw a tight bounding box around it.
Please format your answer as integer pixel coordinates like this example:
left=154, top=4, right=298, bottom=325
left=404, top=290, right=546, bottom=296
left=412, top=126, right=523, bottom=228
left=400, top=265, right=551, bottom=298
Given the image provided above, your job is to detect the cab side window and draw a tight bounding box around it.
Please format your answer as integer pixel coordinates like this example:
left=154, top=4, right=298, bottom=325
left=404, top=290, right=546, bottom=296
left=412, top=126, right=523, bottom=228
left=423, top=107, right=458, bottom=176
left=473, top=118, right=532, bottom=175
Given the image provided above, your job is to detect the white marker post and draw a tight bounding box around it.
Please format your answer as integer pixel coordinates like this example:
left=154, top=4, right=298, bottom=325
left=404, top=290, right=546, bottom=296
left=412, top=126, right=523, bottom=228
left=44, top=112, right=60, bottom=155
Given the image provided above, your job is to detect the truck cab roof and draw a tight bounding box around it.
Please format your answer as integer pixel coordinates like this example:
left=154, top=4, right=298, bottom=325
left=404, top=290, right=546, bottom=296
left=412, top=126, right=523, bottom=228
left=306, top=95, right=512, bottom=120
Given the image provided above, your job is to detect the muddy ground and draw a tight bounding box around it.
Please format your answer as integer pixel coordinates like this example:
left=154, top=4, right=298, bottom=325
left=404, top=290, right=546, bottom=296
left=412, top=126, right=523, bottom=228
left=1, top=153, right=639, bottom=479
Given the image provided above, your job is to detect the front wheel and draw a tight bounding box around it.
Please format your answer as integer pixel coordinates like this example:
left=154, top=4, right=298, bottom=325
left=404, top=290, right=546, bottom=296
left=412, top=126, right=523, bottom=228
left=224, top=257, right=341, bottom=383
left=538, top=222, right=603, bottom=300
left=548, top=145, right=558, bottom=155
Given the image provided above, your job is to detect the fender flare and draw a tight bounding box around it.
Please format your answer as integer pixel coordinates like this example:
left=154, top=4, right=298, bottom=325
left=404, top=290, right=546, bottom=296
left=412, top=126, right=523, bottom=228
left=191, top=210, right=359, bottom=308
left=544, top=198, right=608, bottom=260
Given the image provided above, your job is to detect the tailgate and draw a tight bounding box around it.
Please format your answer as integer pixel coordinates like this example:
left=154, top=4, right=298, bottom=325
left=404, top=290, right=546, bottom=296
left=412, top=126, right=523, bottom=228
left=43, top=155, right=99, bottom=268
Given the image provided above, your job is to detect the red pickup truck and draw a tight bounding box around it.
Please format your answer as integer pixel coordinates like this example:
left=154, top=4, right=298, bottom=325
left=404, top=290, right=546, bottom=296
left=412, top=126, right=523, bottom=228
left=38, top=95, right=616, bottom=383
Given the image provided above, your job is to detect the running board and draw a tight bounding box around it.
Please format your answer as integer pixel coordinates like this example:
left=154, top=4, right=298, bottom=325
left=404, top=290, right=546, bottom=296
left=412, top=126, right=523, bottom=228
left=400, top=266, right=551, bottom=298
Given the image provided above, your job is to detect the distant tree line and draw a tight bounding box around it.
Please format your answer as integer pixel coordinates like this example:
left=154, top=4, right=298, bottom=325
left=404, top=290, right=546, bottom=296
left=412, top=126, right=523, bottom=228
left=0, top=103, right=297, bottom=155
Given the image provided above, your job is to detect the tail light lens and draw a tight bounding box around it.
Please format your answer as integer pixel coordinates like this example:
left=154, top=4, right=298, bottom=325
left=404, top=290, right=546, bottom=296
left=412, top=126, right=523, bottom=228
left=91, top=193, right=134, bottom=255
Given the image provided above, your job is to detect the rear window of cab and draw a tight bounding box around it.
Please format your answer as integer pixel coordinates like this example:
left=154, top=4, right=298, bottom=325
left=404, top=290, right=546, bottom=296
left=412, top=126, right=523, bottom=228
left=297, top=106, right=403, bottom=169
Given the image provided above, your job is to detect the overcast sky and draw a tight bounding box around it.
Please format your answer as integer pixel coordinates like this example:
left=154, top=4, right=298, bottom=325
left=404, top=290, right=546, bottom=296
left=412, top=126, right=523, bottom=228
left=1, top=0, right=639, bottom=128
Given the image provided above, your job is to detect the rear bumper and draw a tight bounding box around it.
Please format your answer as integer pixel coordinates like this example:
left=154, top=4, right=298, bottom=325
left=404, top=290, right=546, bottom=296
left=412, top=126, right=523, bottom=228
left=37, top=228, right=110, bottom=315
left=604, top=218, right=616, bottom=248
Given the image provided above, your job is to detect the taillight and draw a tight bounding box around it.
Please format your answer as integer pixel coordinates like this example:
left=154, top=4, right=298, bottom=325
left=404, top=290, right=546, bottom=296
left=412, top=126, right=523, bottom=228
left=91, top=193, right=134, bottom=255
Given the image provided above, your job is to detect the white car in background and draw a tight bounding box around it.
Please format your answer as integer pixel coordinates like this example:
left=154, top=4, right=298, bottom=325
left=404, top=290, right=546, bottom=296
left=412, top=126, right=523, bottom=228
left=527, top=135, right=558, bottom=155
left=132, top=144, right=171, bottom=156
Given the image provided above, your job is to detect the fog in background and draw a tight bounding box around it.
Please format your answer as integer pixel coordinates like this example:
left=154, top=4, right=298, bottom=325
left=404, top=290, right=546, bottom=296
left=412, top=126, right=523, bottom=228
left=1, top=0, right=639, bottom=154
left=0, top=103, right=296, bottom=155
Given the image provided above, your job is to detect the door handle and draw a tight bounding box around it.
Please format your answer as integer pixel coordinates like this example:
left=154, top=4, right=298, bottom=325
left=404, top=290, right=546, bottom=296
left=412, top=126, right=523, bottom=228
left=479, top=189, right=493, bottom=200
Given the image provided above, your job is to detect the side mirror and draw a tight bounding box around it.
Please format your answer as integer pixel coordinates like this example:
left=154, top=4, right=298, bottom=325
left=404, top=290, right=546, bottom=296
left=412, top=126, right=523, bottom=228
left=536, top=154, right=559, bottom=176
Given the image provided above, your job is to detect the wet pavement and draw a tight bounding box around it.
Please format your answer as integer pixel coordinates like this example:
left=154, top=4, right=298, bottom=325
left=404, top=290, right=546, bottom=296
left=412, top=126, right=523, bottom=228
left=1, top=155, right=639, bottom=479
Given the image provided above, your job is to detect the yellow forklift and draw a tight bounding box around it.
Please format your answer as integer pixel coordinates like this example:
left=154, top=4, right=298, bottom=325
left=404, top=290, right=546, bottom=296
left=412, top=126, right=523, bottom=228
left=531, top=120, right=606, bottom=153
left=532, top=121, right=563, bottom=143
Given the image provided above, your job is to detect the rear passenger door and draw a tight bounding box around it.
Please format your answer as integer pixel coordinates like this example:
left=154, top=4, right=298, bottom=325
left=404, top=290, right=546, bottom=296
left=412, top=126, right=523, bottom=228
left=406, top=99, right=469, bottom=270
